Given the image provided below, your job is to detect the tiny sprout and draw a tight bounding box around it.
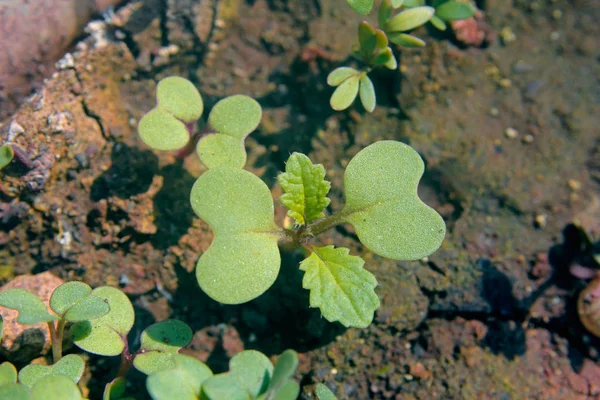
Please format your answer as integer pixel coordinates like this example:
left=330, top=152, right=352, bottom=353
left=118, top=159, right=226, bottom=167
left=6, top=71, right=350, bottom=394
left=0, top=144, right=13, bottom=170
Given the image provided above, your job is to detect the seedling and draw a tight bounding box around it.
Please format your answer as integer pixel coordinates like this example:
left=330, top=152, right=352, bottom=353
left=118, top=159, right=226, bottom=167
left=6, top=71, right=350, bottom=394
left=138, top=77, right=446, bottom=328
left=331, top=0, right=474, bottom=112
left=0, top=144, right=14, bottom=170
left=0, top=283, right=306, bottom=399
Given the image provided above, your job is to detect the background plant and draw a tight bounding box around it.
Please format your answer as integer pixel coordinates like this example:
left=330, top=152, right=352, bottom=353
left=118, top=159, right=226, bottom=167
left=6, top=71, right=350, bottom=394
left=139, top=77, right=446, bottom=329
left=332, top=0, right=475, bottom=112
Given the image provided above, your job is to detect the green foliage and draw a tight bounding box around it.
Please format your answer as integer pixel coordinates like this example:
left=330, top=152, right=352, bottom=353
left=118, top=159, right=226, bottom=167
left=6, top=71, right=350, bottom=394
left=29, top=375, right=83, bottom=400
left=103, top=377, right=130, bottom=400
left=0, top=144, right=14, bottom=170
left=156, top=76, right=204, bottom=123
left=0, top=362, right=17, bottom=386
left=71, top=286, right=134, bottom=356
left=146, top=355, right=213, bottom=400
left=341, top=141, right=446, bottom=260
left=300, top=246, right=379, bottom=328
left=315, top=383, right=338, bottom=400
left=278, top=153, right=331, bottom=225
left=0, top=289, right=58, bottom=324
left=50, top=281, right=110, bottom=321
left=133, top=320, right=193, bottom=375
left=18, top=355, right=84, bottom=388
left=385, top=6, right=434, bottom=32
left=191, top=167, right=281, bottom=304
left=0, top=367, right=84, bottom=400
left=345, top=0, right=373, bottom=15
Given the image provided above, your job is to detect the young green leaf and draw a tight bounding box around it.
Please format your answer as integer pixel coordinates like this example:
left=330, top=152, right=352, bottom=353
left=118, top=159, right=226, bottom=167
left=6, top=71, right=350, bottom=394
left=71, top=287, right=134, bottom=356
left=330, top=75, right=360, bottom=111
left=133, top=320, right=193, bottom=375
left=146, top=355, right=213, bottom=400
left=300, top=246, right=379, bottom=328
left=278, top=153, right=331, bottom=225
left=103, top=377, right=127, bottom=400
left=191, top=167, right=281, bottom=304
left=0, top=384, right=29, bottom=400
left=359, top=75, right=376, bottom=113
left=201, top=374, right=251, bottom=400
left=384, top=53, right=398, bottom=70
left=374, top=30, right=388, bottom=50
left=208, top=95, right=262, bottom=139
left=435, top=1, right=475, bottom=21
left=358, top=22, right=377, bottom=55
left=50, top=281, right=109, bottom=321
left=196, top=133, right=247, bottom=169
left=270, top=380, right=300, bottom=400
left=0, top=362, right=17, bottom=386
left=227, top=350, right=273, bottom=397
left=346, top=0, right=373, bottom=15
left=138, top=107, right=190, bottom=151
left=378, top=0, right=392, bottom=28
left=18, top=355, right=85, bottom=388
left=0, top=145, right=14, bottom=170
left=0, top=289, right=58, bottom=324
left=385, top=6, right=435, bottom=32
left=372, top=47, right=393, bottom=66
left=388, top=32, right=427, bottom=47
left=29, top=374, right=83, bottom=400
left=327, top=67, right=359, bottom=87
left=429, top=15, right=447, bottom=30
left=156, top=77, right=203, bottom=123
left=341, top=141, right=446, bottom=260
left=315, top=383, right=338, bottom=400
left=266, top=350, right=298, bottom=397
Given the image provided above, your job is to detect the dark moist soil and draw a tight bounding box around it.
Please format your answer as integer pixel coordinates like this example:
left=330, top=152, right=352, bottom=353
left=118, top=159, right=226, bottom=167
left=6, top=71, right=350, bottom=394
left=1, top=0, right=599, bottom=399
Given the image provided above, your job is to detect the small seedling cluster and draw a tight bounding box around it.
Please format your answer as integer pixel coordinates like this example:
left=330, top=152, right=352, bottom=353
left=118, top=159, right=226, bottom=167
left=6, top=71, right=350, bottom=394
left=0, top=282, right=306, bottom=399
left=333, top=0, right=475, bottom=112
left=138, top=77, right=446, bottom=329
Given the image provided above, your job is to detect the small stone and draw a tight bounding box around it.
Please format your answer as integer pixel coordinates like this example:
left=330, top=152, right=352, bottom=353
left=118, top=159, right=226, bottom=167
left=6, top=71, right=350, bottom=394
left=534, top=214, right=548, bottom=228
left=490, top=107, right=499, bottom=117
left=522, top=134, right=534, bottom=143
left=505, top=127, right=518, bottom=139
left=55, top=53, right=75, bottom=70
left=7, top=120, right=24, bottom=142
left=568, top=179, right=581, bottom=191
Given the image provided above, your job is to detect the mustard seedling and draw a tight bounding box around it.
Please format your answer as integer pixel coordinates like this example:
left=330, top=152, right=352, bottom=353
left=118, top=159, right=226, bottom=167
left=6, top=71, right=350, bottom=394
left=139, top=77, right=446, bottom=329
left=331, top=0, right=474, bottom=112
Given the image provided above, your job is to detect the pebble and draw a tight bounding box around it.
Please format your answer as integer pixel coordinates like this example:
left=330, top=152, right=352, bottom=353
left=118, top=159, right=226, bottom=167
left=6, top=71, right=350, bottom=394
left=534, top=214, right=548, bottom=228
left=505, top=127, right=519, bottom=139
left=522, top=134, right=534, bottom=144
left=568, top=179, right=581, bottom=191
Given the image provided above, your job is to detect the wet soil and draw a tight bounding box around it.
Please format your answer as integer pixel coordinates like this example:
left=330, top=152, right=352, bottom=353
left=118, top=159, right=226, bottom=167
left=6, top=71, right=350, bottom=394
left=1, top=0, right=599, bottom=399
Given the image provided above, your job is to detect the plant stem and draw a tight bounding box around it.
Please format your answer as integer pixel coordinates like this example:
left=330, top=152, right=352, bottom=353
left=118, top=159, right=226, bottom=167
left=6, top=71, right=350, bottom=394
left=116, top=335, right=134, bottom=378
left=278, top=212, right=346, bottom=246
left=47, top=321, right=63, bottom=363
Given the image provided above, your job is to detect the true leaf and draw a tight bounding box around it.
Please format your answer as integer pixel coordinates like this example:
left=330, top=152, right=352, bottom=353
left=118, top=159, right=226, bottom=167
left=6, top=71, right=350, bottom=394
left=71, top=287, right=134, bottom=356
left=208, top=95, right=262, bottom=139
left=388, top=32, right=426, bottom=47
left=435, top=1, right=475, bottom=21
left=0, top=362, right=17, bottom=386
left=341, top=141, right=446, bottom=260
left=315, top=383, right=338, bottom=400
left=330, top=75, right=360, bottom=111
left=50, top=282, right=109, bottom=321
left=358, top=22, right=377, bottom=55
left=378, top=0, right=392, bottom=28
left=191, top=167, right=281, bottom=304
left=266, top=350, right=298, bottom=396
left=0, top=289, right=58, bottom=324
left=0, top=145, right=14, bottom=170
left=429, top=15, right=447, bottom=30
left=372, top=48, right=393, bottom=66
left=384, top=53, right=398, bottom=70
left=138, top=107, right=190, bottom=151
left=278, top=153, right=331, bottom=225
left=18, top=355, right=85, bottom=388
left=300, top=246, right=379, bottom=328
left=327, top=67, right=359, bottom=87
left=196, top=132, right=247, bottom=169
left=133, top=320, right=193, bottom=375
left=345, top=0, right=373, bottom=15
left=156, top=76, right=203, bottom=123
left=146, top=355, right=213, bottom=400
left=374, top=30, right=388, bottom=50
left=29, top=375, right=83, bottom=400
left=359, top=75, right=376, bottom=113
left=386, top=6, right=434, bottom=32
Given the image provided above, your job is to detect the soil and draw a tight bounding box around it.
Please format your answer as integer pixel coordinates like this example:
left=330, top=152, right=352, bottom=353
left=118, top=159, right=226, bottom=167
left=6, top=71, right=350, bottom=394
left=1, top=0, right=599, bottom=399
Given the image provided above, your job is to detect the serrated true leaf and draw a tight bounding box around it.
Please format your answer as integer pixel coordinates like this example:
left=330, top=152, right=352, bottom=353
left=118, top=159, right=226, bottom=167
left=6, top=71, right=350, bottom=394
left=138, top=107, right=190, bottom=151
left=359, top=75, right=376, bottom=113
left=191, top=168, right=281, bottom=304
left=346, top=0, right=373, bottom=15
left=0, top=145, right=14, bottom=170
left=71, top=287, right=134, bottom=356
left=0, top=362, right=17, bottom=386
left=327, top=67, right=359, bottom=87
left=18, top=355, right=84, bottom=388
left=0, top=289, right=58, bottom=324
left=388, top=32, right=426, bottom=47
left=278, top=153, right=331, bottom=225
left=386, top=6, right=434, bottom=32
left=196, top=133, right=247, bottom=169
left=300, top=246, right=379, bottom=328
left=146, top=355, right=212, bottom=400
left=29, top=375, right=82, bottom=400
left=341, top=141, right=446, bottom=260
left=156, top=77, right=203, bottom=123
left=208, top=95, right=262, bottom=139
left=330, top=75, right=360, bottom=111
left=435, top=1, right=475, bottom=21
left=266, top=350, right=298, bottom=397
left=315, top=383, right=338, bottom=400
left=358, top=22, right=377, bottom=55
left=50, top=282, right=109, bottom=321
left=133, top=320, right=193, bottom=375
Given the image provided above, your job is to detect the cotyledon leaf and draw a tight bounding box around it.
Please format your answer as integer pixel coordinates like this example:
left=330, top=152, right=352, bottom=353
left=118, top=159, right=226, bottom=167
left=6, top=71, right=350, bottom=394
left=49, top=281, right=109, bottom=322
left=133, top=320, right=193, bottom=375
left=278, top=153, right=331, bottom=225
left=0, top=289, right=58, bottom=324
left=300, top=246, right=379, bottom=328
left=0, top=362, right=17, bottom=386
left=138, top=107, right=190, bottom=151
left=191, top=167, right=281, bottom=304
left=330, top=75, right=360, bottom=111
left=385, top=6, right=435, bottom=32
left=315, top=383, right=338, bottom=400
left=341, top=141, right=446, bottom=261
left=18, top=354, right=85, bottom=388
left=146, top=355, right=213, bottom=400
left=359, top=75, right=376, bottom=113
left=327, top=67, right=359, bottom=87
left=29, top=374, right=83, bottom=400
left=156, top=76, right=203, bottom=123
